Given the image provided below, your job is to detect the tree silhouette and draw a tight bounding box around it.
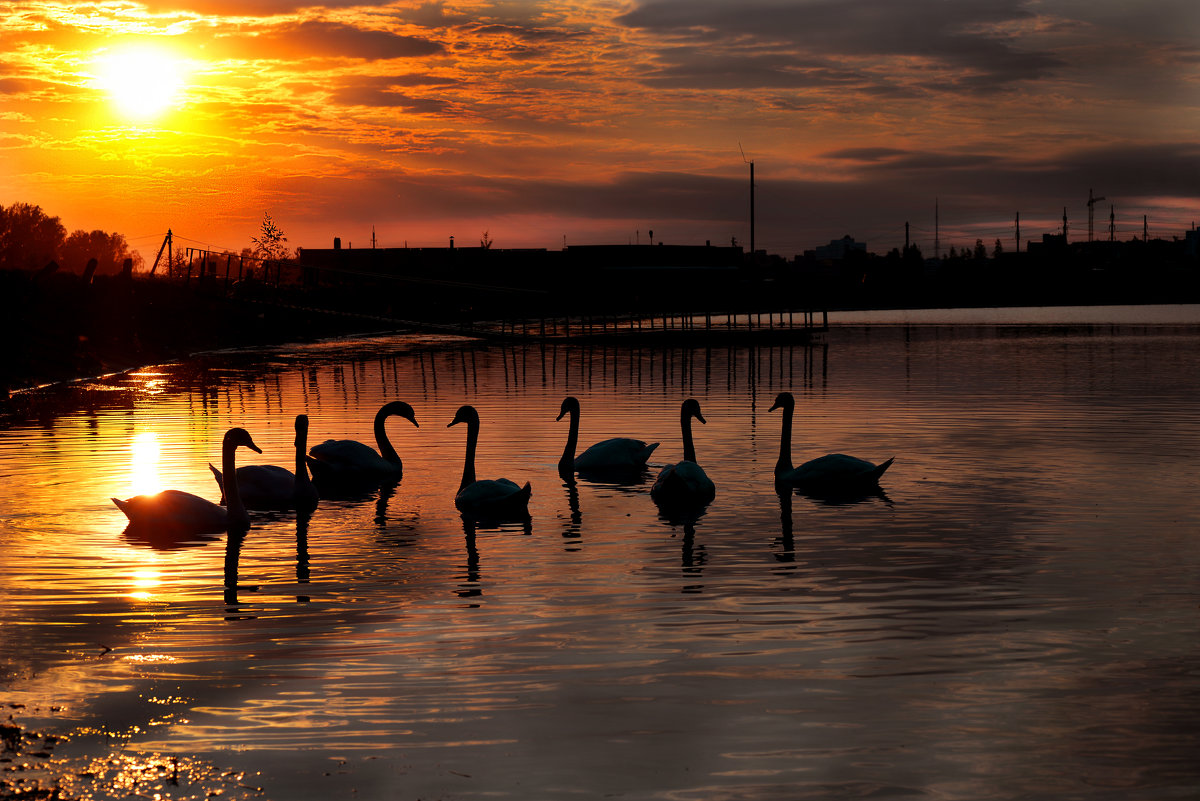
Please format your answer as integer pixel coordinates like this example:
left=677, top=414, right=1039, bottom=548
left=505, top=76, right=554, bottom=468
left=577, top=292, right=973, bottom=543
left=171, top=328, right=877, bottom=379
left=251, top=213, right=290, bottom=261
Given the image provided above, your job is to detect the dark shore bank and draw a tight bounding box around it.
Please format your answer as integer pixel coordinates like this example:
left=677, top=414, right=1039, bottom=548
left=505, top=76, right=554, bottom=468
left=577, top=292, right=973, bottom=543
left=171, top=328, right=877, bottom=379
left=4, top=242, right=1199, bottom=403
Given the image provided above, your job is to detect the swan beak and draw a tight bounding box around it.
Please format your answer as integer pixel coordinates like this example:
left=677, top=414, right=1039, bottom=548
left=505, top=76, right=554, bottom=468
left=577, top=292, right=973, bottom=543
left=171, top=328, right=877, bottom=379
left=249, top=442, right=263, bottom=454
left=695, top=412, right=707, bottom=425
left=555, top=410, right=566, bottom=422
left=447, top=420, right=458, bottom=429
left=768, top=400, right=781, bottom=412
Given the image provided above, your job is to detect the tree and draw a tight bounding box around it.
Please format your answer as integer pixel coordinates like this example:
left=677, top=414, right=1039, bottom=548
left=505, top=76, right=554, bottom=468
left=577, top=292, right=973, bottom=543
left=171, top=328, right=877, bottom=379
left=973, top=238, right=987, bottom=260
left=0, top=202, right=66, bottom=271
left=993, top=238, right=1004, bottom=259
left=60, top=229, right=138, bottom=275
left=251, top=213, right=290, bottom=261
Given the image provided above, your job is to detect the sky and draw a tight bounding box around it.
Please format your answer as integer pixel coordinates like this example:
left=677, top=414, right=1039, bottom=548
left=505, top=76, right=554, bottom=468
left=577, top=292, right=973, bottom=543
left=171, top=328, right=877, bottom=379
left=2, top=0, right=1199, bottom=262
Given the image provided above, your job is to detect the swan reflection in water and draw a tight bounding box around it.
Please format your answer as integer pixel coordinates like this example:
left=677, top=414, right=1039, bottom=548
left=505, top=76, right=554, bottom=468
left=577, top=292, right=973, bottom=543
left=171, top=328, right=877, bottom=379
left=560, top=478, right=582, bottom=546
left=458, top=514, right=533, bottom=600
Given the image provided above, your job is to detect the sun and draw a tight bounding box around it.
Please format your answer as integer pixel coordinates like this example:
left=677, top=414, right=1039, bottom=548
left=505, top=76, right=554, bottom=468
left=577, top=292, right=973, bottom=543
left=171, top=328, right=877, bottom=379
left=93, top=46, right=187, bottom=121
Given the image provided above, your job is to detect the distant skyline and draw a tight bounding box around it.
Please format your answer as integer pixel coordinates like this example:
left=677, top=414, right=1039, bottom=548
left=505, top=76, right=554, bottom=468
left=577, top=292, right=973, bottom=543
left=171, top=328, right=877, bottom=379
left=3, top=0, right=1198, bottom=262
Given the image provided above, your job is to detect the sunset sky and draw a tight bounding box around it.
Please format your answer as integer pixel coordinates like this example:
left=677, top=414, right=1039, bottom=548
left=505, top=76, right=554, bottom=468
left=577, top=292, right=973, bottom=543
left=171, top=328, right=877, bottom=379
left=2, top=0, right=1198, bottom=262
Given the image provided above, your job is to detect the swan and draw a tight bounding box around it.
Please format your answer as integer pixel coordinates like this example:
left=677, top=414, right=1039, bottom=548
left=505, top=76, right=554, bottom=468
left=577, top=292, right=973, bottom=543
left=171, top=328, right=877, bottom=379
left=650, top=398, right=716, bottom=508
left=307, top=401, right=418, bottom=481
left=448, top=404, right=531, bottom=519
left=113, top=427, right=261, bottom=534
left=769, top=391, right=893, bottom=492
left=556, top=396, right=658, bottom=477
left=209, top=414, right=319, bottom=511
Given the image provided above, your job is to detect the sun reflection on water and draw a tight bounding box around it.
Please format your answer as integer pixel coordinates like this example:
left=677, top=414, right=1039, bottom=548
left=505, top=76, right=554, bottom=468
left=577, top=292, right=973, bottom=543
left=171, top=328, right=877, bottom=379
left=129, top=430, right=161, bottom=496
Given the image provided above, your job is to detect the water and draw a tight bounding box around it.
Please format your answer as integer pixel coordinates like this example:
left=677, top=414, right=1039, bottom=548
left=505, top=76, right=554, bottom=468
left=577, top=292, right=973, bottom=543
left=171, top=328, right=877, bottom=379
left=2, top=313, right=1200, bottom=800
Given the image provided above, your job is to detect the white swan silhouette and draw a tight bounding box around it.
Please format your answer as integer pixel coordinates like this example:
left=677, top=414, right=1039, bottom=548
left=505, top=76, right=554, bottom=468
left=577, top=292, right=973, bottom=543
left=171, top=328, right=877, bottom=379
left=113, top=427, right=261, bottom=534
left=307, top=401, right=418, bottom=481
left=769, top=391, right=893, bottom=491
left=448, top=404, right=531, bottom=519
left=556, top=396, right=658, bottom=476
left=651, top=398, right=716, bottom=508
left=210, top=414, right=319, bottom=511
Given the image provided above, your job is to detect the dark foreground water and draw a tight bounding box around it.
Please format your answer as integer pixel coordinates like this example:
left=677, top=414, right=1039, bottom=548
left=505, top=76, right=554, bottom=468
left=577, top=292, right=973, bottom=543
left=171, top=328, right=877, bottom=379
left=2, top=313, right=1200, bottom=800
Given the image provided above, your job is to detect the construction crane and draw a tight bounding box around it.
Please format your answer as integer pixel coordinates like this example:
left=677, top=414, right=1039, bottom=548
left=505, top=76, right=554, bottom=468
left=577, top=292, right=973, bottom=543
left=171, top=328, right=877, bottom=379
left=1087, top=189, right=1106, bottom=242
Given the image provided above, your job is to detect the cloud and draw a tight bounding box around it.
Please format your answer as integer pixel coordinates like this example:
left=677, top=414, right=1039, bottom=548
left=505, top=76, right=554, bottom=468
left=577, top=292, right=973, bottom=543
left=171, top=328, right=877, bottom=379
left=618, top=0, right=1066, bottom=92
left=208, top=20, right=445, bottom=61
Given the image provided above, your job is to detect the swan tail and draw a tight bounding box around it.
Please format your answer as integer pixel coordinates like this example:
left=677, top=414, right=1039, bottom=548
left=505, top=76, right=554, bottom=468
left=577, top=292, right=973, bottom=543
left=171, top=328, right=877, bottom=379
left=640, top=442, right=660, bottom=463
left=870, top=457, right=895, bottom=482
left=111, top=497, right=131, bottom=518
left=207, top=462, right=228, bottom=504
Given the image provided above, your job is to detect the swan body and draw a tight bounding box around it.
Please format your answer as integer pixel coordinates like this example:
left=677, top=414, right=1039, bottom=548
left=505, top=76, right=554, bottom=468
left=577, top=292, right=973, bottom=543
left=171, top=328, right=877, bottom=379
left=113, top=427, right=261, bottom=534
left=308, top=401, right=418, bottom=481
left=449, top=404, right=531, bottom=519
left=651, top=398, right=716, bottom=508
left=210, top=414, right=319, bottom=511
left=769, top=391, right=893, bottom=491
left=556, top=396, right=658, bottom=476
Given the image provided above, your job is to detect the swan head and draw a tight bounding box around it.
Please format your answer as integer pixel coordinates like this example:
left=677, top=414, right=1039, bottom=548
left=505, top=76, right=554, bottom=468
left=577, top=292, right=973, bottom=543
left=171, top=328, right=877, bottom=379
left=768, top=392, right=794, bottom=413
left=294, top=414, right=309, bottom=446
left=682, top=398, right=706, bottom=425
left=224, top=427, right=262, bottom=454
left=448, top=404, right=480, bottom=429
left=380, top=401, right=419, bottom=428
left=556, top=396, right=580, bottom=422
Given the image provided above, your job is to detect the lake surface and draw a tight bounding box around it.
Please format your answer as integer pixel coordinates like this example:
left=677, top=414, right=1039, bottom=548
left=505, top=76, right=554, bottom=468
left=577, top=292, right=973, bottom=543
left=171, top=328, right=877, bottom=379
left=3, top=311, right=1200, bottom=800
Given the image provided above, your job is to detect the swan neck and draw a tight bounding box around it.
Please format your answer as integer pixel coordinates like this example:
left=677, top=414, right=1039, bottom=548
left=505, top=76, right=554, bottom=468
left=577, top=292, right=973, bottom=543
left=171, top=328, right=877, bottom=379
left=559, top=407, right=579, bottom=473
left=682, top=408, right=697, bottom=463
left=777, top=401, right=794, bottom=474
left=223, top=438, right=247, bottom=527
left=294, top=425, right=311, bottom=488
left=459, top=418, right=479, bottom=492
left=375, top=411, right=401, bottom=465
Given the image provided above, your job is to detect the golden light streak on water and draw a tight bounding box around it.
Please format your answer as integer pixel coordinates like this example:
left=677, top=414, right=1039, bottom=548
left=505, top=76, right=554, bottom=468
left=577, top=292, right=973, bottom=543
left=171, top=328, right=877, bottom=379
left=128, top=430, right=162, bottom=497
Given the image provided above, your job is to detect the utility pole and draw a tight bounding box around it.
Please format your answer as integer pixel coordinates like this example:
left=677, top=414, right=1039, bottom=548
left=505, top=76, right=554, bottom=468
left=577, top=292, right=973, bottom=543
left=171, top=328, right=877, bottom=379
left=151, top=228, right=173, bottom=275
left=1063, top=207, right=1069, bottom=240
left=1143, top=215, right=1148, bottom=242
left=1015, top=212, right=1020, bottom=253
left=740, top=144, right=755, bottom=258
left=1109, top=206, right=1115, bottom=242
left=905, top=221, right=910, bottom=251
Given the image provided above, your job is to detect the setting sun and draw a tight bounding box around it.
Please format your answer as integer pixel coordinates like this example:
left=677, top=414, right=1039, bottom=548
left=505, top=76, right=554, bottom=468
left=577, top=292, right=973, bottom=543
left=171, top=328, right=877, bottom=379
left=93, top=46, right=186, bottom=121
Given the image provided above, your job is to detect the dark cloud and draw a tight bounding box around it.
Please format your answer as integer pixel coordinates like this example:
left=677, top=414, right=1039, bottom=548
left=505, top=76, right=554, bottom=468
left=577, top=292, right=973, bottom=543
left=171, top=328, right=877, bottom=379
left=210, top=20, right=444, bottom=61
left=618, top=0, right=1065, bottom=92
left=328, top=86, right=454, bottom=114
left=639, top=49, right=864, bottom=89
left=464, top=23, right=589, bottom=43
left=823, top=148, right=911, bottom=162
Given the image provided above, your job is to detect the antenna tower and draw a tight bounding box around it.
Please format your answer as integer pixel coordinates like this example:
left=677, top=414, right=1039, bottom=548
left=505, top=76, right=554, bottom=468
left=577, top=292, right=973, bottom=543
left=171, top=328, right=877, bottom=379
left=1087, top=188, right=1105, bottom=242
left=740, top=143, right=755, bottom=257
